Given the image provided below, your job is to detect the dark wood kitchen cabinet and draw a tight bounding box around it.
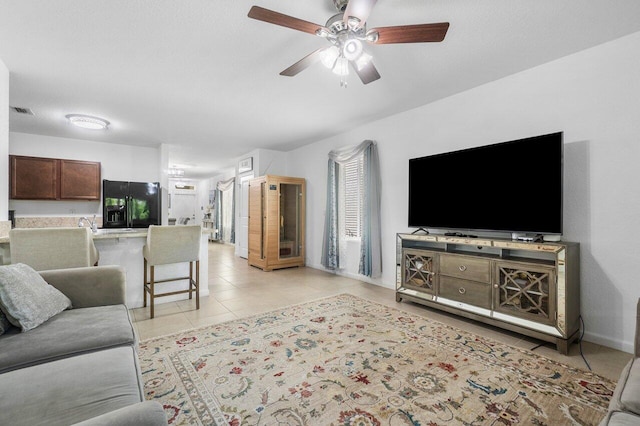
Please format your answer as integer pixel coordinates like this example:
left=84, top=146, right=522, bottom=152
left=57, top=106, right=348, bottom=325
left=10, top=156, right=58, bottom=200
left=10, top=155, right=101, bottom=200
left=59, top=159, right=101, bottom=200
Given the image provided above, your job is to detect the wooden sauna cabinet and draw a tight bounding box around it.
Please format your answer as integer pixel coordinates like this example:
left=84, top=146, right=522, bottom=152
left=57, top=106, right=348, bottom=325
left=248, top=175, right=305, bottom=271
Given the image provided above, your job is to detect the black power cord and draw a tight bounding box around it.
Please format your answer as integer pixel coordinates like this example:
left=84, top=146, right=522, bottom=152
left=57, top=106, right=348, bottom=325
left=577, top=315, right=592, bottom=371
left=528, top=315, right=591, bottom=371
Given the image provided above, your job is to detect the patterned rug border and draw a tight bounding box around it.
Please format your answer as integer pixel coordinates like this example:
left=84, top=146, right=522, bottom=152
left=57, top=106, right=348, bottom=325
left=139, top=292, right=610, bottom=382
left=140, top=292, right=618, bottom=425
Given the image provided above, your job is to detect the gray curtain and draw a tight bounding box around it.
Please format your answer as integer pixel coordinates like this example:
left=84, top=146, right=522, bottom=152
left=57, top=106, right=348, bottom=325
left=321, top=160, right=340, bottom=270
left=360, top=142, right=382, bottom=277
left=214, top=188, right=222, bottom=240
left=321, top=140, right=382, bottom=278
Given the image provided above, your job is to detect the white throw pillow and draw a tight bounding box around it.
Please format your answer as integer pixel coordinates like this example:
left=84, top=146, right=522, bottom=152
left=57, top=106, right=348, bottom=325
left=0, top=263, right=72, bottom=332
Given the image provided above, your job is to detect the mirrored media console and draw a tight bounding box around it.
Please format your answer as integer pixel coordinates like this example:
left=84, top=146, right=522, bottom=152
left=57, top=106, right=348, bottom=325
left=396, top=233, right=580, bottom=354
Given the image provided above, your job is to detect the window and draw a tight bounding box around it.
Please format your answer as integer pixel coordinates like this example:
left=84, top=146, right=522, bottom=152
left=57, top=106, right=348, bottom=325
left=321, top=141, right=381, bottom=277
left=342, top=155, right=363, bottom=238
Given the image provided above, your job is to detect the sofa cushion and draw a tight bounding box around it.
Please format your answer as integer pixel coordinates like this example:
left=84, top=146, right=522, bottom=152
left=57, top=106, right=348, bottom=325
left=608, top=357, right=640, bottom=416
left=0, top=263, right=72, bottom=331
left=72, top=401, right=168, bottom=425
left=0, top=304, right=136, bottom=373
left=0, top=346, right=144, bottom=426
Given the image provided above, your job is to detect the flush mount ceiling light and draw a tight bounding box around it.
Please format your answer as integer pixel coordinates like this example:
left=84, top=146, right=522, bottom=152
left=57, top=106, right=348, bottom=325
left=65, top=114, right=110, bottom=130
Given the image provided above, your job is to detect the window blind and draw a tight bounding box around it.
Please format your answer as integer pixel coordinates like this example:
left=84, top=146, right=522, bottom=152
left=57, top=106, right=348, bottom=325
left=343, top=155, right=363, bottom=238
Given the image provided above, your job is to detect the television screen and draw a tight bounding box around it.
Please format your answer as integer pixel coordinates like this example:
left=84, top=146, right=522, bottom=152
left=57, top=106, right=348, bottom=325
left=408, top=132, right=563, bottom=235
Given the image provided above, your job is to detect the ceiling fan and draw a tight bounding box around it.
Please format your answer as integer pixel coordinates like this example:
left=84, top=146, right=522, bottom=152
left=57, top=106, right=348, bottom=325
left=248, top=0, right=449, bottom=86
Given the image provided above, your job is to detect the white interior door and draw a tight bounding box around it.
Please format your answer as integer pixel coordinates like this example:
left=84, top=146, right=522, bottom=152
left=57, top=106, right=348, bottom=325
left=237, top=174, right=253, bottom=258
left=171, top=193, right=197, bottom=225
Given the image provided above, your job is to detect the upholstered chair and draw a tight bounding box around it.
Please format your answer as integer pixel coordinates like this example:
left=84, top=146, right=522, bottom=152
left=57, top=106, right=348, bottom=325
left=142, top=225, right=201, bottom=318
left=9, top=227, right=99, bottom=271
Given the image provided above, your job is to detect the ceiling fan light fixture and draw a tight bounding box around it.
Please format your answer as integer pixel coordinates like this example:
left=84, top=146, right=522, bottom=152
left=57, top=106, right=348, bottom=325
left=332, top=56, right=349, bottom=76
left=343, top=38, right=363, bottom=61
left=65, top=114, right=110, bottom=130
left=247, top=3, right=449, bottom=86
left=354, top=52, right=373, bottom=71
left=321, top=46, right=340, bottom=68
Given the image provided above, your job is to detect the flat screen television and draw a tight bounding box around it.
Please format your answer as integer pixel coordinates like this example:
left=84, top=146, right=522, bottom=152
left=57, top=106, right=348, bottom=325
left=408, top=132, right=563, bottom=235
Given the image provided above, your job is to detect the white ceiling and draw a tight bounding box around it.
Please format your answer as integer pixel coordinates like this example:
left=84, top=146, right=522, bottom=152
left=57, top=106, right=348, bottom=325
left=2, top=0, right=640, bottom=178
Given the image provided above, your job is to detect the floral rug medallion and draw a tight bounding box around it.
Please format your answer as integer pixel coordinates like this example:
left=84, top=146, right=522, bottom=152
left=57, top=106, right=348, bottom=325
left=139, top=294, right=615, bottom=425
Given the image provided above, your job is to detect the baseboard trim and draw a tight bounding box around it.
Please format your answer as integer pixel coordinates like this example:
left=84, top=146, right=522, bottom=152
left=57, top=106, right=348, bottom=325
left=305, top=261, right=393, bottom=289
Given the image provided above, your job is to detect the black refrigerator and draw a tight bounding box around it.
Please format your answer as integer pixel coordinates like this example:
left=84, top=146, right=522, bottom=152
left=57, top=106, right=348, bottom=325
left=102, top=180, right=161, bottom=229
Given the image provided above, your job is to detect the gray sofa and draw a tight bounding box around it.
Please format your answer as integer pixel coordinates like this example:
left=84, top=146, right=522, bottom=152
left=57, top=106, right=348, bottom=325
left=599, top=299, right=640, bottom=425
left=0, top=265, right=167, bottom=426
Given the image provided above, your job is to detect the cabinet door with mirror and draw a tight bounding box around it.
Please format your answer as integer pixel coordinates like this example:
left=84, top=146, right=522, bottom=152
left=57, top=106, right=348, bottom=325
left=401, top=249, right=437, bottom=295
left=493, top=260, right=556, bottom=326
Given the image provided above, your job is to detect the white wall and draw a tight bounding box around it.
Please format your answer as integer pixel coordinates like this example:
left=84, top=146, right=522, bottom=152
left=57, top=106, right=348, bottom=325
left=231, top=148, right=290, bottom=256
left=9, top=132, right=160, bottom=217
left=288, top=31, right=640, bottom=353
left=0, top=58, right=8, bottom=221
left=256, top=149, right=289, bottom=177
left=159, top=144, right=170, bottom=225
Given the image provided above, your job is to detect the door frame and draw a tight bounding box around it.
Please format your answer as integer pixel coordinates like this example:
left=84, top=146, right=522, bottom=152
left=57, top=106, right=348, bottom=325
left=236, top=173, right=254, bottom=258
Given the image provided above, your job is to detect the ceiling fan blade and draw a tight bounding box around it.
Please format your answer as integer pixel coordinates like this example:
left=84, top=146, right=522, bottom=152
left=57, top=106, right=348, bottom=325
left=351, top=60, right=381, bottom=85
left=370, top=22, right=450, bottom=44
left=343, top=0, right=377, bottom=27
left=248, top=6, right=324, bottom=35
left=280, top=48, right=327, bottom=77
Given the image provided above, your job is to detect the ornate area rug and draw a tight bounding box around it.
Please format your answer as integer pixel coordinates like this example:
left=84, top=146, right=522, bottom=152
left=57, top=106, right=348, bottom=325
left=139, top=294, right=615, bottom=425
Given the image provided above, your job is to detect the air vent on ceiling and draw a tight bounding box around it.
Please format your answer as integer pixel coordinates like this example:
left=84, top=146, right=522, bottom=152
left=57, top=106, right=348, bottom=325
left=10, top=106, right=35, bottom=116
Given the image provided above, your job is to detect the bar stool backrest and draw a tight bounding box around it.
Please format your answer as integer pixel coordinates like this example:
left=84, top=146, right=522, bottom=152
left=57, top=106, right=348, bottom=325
left=9, top=227, right=99, bottom=271
left=143, top=225, right=201, bottom=266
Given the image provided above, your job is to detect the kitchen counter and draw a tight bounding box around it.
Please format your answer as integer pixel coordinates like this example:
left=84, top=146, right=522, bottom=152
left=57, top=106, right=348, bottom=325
left=0, top=229, right=145, bottom=243
left=95, top=227, right=211, bottom=239
left=0, top=227, right=210, bottom=243
left=0, top=227, right=210, bottom=309
left=92, top=229, right=148, bottom=239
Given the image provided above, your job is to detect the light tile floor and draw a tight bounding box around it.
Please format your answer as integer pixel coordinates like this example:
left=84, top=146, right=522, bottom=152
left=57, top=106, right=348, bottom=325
left=131, top=242, right=632, bottom=382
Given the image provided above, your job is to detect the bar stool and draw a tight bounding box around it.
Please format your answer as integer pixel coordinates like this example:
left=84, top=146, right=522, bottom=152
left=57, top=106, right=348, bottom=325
left=143, top=225, right=201, bottom=318
left=9, top=227, right=99, bottom=271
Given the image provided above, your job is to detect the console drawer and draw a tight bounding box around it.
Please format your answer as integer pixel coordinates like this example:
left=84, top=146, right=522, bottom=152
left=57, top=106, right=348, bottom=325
left=439, top=276, right=492, bottom=309
left=440, top=254, right=491, bottom=282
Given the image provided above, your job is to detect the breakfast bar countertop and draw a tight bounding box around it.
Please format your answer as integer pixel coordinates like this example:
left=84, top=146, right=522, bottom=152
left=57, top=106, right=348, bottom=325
left=0, top=229, right=147, bottom=244
left=91, top=229, right=148, bottom=240
left=0, top=227, right=211, bottom=243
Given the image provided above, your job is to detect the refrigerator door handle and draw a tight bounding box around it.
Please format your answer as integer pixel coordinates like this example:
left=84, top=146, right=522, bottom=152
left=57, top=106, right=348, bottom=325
left=126, top=195, right=131, bottom=228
